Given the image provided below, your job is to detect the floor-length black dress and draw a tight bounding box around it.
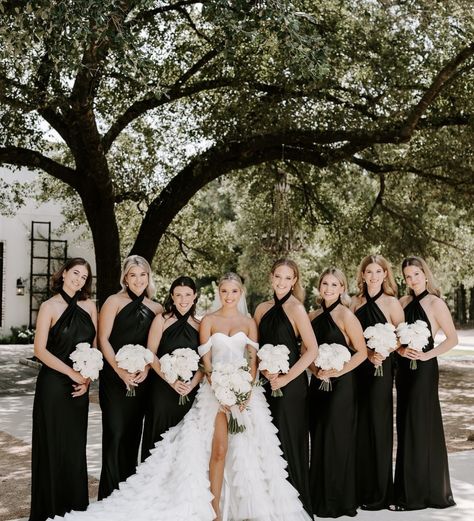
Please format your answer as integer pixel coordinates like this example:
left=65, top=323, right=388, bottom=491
left=30, top=290, right=96, bottom=521
left=354, top=288, right=394, bottom=510
left=394, top=289, right=455, bottom=510
left=258, top=291, right=312, bottom=516
left=141, top=309, right=199, bottom=461
left=309, top=298, right=357, bottom=518
left=98, top=290, right=155, bottom=500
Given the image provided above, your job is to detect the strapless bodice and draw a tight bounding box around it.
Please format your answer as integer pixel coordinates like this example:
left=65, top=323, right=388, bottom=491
left=198, top=331, right=259, bottom=364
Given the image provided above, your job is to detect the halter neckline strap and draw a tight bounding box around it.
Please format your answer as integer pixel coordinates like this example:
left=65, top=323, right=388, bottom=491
left=365, top=287, right=384, bottom=302
left=274, top=290, right=292, bottom=306
left=127, top=287, right=146, bottom=301
left=59, top=288, right=79, bottom=305
left=173, top=307, right=193, bottom=322
left=413, top=289, right=429, bottom=302
left=322, top=297, right=341, bottom=314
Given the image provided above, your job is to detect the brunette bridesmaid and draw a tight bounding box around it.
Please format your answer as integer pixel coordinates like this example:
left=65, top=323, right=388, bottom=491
left=141, top=276, right=202, bottom=461
left=393, top=256, right=457, bottom=510
left=351, top=254, right=404, bottom=510
left=254, top=258, right=318, bottom=516
left=98, top=255, right=162, bottom=499
left=30, top=258, right=97, bottom=521
left=308, top=267, right=367, bottom=518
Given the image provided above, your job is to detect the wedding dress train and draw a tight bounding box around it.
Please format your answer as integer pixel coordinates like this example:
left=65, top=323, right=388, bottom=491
left=54, top=332, right=311, bottom=521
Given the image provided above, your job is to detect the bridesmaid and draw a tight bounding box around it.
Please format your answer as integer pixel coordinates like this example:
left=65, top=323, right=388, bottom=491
left=350, top=254, right=404, bottom=510
left=308, top=267, right=367, bottom=518
left=254, top=258, right=318, bottom=516
left=98, top=255, right=162, bottom=499
left=30, top=258, right=97, bottom=521
left=393, top=256, right=457, bottom=510
left=141, top=276, right=202, bottom=461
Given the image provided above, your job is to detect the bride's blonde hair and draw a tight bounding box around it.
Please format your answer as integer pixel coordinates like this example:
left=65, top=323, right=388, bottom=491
left=218, top=272, right=244, bottom=290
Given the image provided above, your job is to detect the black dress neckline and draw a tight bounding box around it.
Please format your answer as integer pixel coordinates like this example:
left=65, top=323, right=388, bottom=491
left=127, top=287, right=146, bottom=302
left=322, top=297, right=341, bottom=314
left=412, top=289, right=429, bottom=302
left=274, top=290, right=292, bottom=306
left=59, top=288, right=79, bottom=305
left=365, top=287, right=384, bottom=303
left=173, top=307, right=193, bottom=322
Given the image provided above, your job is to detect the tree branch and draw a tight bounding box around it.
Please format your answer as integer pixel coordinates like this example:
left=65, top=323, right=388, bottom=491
left=0, top=146, right=79, bottom=189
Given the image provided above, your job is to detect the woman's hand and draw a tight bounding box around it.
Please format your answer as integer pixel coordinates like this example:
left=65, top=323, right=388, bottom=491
left=397, top=346, right=425, bottom=360
left=270, top=374, right=289, bottom=391
left=134, top=365, right=150, bottom=384
left=171, top=380, right=192, bottom=396
left=261, top=369, right=279, bottom=382
left=71, top=380, right=90, bottom=398
left=116, top=367, right=138, bottom=390
left=368, top=350, right=385, bottom=367
left=317, top=368, right=340, bottom=380
left=68, top=368, right=88, bottom=386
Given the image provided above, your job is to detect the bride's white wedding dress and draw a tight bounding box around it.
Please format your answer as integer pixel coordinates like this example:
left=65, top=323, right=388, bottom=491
left=55, top=332, right=311, bottom=521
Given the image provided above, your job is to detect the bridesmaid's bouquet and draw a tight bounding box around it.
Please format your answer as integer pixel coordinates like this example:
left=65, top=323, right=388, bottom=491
left=69, top=342, right=104, bottom=381
left=211, top=359, right=253, bottom=434
left=363, top=323, right=398, bottom=376
left=314, top=343, right=351, bottom=391
left=257, top=343, right=290, bottom=397
left=396, top=320, right=430, bottom=369
left=115, top=344, right=154, bottom=396
left=160, top=348, right=200, bottom=405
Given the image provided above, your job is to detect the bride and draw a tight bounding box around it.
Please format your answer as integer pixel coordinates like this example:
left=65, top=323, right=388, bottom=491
left=54, top=273, right=311, bottom=521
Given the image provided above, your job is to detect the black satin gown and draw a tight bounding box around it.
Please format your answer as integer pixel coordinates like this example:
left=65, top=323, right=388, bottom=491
left=354, top=288, right=394, bottom=510
left=309, top=298, right=357, bottom=518
left=98, top=289, right=156, bottom=500
left=29, top=290, right=96, bottom=521
left=258, top=291, right=312, bottom=516
left=394, top=289, right=455, bottom=510
left=141, top=309, right=199, bottom=461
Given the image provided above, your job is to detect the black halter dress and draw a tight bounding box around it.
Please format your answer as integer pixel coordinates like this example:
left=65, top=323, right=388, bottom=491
left=354, top=288, right=394, bottom=510
left=141, top=309, right=199, bottom=461
left=29, top=290, right=96, bottom=521
left=258, top=291, right=312, bottom=516
left=394, top=290, right=455, bottom=510
left=309, top=298, right=357, bottom=518
left=98, top=289, right=155, bottom=500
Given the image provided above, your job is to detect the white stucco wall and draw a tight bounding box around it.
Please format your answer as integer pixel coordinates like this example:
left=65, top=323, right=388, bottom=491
left=0, top=166, right=95, bottom=332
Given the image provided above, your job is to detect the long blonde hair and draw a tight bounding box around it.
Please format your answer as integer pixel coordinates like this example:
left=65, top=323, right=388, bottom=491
left=401, top=256, right=441, bottom=297
left=120, top=255, right=156, bottom=298
left=316, top=267, right=352, bottom=307
left=271, top=258, right=305, bottom=303
left=356, top=254, right=398, bottom=297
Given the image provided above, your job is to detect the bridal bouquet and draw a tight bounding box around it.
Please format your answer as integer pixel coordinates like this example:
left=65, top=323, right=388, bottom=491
left=257, top=343, right=290, bottom=397
left=314, top=343, right=351, bottom=391
left=69, top=342, right=103, bottom=381
left=160, top=348, right=200, bottom=405
left=396, top=320, right=430, bottom=369
left=115, top=344, right=154, bottom=396
left=211, top=358, right=253, bottom=434
left=363, top=323, right=398, bottom=376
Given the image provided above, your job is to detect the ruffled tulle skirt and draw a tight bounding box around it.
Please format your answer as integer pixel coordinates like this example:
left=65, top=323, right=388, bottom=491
left=53, top=382, right=311, bottom=521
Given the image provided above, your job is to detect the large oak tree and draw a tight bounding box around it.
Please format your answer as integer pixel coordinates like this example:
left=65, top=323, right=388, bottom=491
left=1, top=0, right=473, bottom=303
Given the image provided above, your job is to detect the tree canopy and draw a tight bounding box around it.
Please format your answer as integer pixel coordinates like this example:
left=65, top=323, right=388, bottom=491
left=1, top=0, right=474, bottom=303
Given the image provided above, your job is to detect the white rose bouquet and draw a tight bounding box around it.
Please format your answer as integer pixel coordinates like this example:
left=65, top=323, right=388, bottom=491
left=363, top=323, right=398, bottom=376
left=314, top=343, right=351, bottom=391
left=396, top=320, right=431, bottom=369
left=160, top=348, right=200, bottom=405
left=211, top=359, right=253, bottom=434
left=115, top=344, right=154, bottom=396
left=69, top=342, right=104, bottom=381
left=257, top=343, right=290, bottom=397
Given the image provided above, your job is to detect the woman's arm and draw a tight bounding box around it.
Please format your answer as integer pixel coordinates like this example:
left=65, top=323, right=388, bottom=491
left=34, top=302, right=87, bottom=386
left=271, top=305, right=318, bottom=391
left=199, top=316, right=213, bottom=381
left=98, top=296, right=137, bottom=390
left=417, top=298, right=458, bottom=361
left=318, top=311, right=367, bottom=379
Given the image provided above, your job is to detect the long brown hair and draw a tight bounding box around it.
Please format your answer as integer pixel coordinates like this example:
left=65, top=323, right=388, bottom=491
left=51, top=258, right=93, bottom=300
left=316, top=267, right=351, bottom=307
left=401, top=256, right=441, bottom=297
left=356, top=254, right=398, bottom=297
left=271, top=258, right=305, bottom=303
